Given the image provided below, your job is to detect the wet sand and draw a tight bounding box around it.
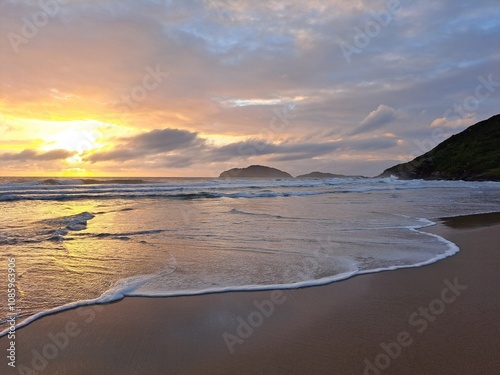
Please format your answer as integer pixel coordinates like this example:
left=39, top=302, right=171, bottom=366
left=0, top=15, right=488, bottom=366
left=1, top=213, right=499, bottom=374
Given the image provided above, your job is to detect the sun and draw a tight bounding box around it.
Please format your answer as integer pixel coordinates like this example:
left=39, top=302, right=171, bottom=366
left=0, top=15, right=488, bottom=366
left=45, top=128, right=101, bottom=154
left=27, top=119, right=114, bottom=157
left=36, top=120, right=108, bottom=167
left=28, top=119, right=111, bottom=176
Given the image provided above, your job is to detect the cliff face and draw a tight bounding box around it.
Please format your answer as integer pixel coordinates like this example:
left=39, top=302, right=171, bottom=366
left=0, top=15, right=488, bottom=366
left=379, top=114, right=500, bottom=181
left=219, top=165, right=293, bottom=178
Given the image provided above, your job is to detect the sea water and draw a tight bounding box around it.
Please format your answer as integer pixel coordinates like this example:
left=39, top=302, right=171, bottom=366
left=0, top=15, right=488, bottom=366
left=1, top=176, right=499, bottom=334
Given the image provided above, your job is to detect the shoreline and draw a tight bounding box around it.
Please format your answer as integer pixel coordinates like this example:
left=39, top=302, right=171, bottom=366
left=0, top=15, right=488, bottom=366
left=1, top=212, right=500, bottom=374
left=0, top=214, right=460, bottom=337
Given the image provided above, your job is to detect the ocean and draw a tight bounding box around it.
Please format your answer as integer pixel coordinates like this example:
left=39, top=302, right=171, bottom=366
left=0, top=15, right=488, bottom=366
left=1, top=176, right=499, bottom=334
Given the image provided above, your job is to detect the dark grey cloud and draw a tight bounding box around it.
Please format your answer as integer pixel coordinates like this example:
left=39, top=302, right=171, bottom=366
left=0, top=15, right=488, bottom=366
left=86, top=126, right=398, bottom=168
left=206, top=140, right=278, bottom=162
left=206, top=136, right=396, bottom=164
left=0, top=149, right=75, bottom=161
left=206, top=139, right=341, bottom=163
left=130, top=128, right=199, bottom=152
left=268, top=153, right=323, bottom=162
left=87, top=128, right=201, bottom=162
left=86, top=149, right=137, bottom=163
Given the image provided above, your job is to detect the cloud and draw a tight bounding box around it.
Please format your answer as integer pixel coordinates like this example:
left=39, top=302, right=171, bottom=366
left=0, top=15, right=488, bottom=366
left=87, top=129, right=345, bottom=166
left=206, top=139, right=278, bottom=161
left=87, top=128, right=201, bottom=162
left=0, top=149, right=75, bottom=161
left=347, top=137, right=399, bottom=151
left=131, top=128, right=199, bottom=152
left=85, top=149, right=137, bottom=163
left=429, top=116, right=476, bottom=129
left=84, top=122, right=400, bottom=170
left=351, top=105, right=403, bottom=135
left=1, top=1, right=499, bottom=176
left=206, top=139, right=343, bottom=162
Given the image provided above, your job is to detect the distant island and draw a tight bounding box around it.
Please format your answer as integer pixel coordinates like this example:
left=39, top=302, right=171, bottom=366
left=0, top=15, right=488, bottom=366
left=379, top=114, right=500, bottom=181
left=219, top=166, right=367, bottom=179
left=296, top=171, right=366, bottom=179
left=219, top=165, right=293, bottom=178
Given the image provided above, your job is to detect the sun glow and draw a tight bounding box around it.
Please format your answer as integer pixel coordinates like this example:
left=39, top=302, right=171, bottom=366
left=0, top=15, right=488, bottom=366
left=203, top=133, right=248, bottom=147
left=61, top=168, right=90, bottom=177
left=36, top=121, right=109, bottom=176
left=40, top=123, right=103, bottom=154
left=0, top=115, right=137, bottom=176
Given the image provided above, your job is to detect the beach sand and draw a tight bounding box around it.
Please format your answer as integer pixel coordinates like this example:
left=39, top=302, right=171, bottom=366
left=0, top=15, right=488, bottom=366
left=2, top=213, right=499, bottom=374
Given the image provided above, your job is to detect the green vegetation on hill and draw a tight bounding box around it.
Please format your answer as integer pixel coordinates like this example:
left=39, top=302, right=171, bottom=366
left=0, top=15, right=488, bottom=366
left=380, top=114, right=500, bottom=181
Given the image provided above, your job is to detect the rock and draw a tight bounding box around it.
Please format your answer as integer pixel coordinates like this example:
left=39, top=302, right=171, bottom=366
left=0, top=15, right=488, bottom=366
left=219, top=165, right=293, bottom=178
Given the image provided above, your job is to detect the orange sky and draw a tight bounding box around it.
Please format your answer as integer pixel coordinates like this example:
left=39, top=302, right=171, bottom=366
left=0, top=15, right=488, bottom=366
left=1, top=1, right=499, bottom=177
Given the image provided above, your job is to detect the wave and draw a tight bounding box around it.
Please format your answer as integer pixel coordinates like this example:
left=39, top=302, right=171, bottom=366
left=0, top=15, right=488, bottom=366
left=0, top=217, right=460, bottom=338
left=0, top=211, right=96, bottom=245
left=228, top=208, right=306, bottom=220
left=229, top=208, right=283, bottom=218
left=0, top=190, right=323, bottom=201
left=0, top=252, right=178, bottom=336
left=41, top=178, right=85, bottom=185
left=3, top=177, right=486, bottom=203
left=41, top=178, right=150, bottom=185
left=0, top=184, right=436, bottom=202
left=38, top=211, right=95, bottom=231
left=0, top=191, right=216, bottom=201
left=78, top=229, right=168, bottom=239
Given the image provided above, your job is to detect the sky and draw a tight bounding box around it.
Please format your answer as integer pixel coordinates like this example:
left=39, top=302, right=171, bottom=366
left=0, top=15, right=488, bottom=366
left=0, top=0, right=499, bottom=177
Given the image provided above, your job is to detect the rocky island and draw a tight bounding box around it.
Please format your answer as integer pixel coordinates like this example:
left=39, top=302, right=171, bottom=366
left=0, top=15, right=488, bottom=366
left=219, top=165, right=293, bottom=178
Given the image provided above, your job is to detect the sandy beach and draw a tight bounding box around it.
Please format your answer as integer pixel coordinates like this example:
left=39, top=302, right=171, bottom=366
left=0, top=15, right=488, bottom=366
left=2, top=212, right=499, bottom=375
